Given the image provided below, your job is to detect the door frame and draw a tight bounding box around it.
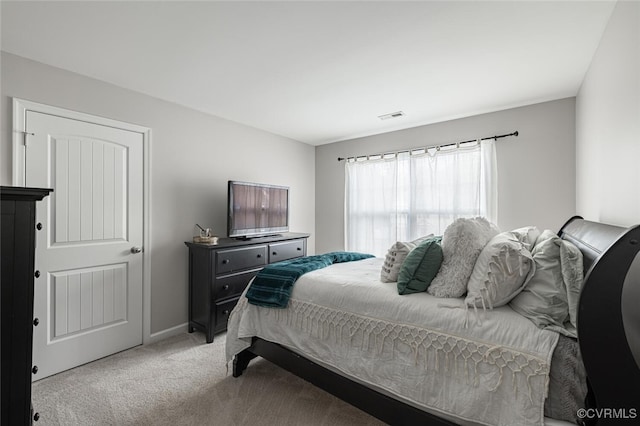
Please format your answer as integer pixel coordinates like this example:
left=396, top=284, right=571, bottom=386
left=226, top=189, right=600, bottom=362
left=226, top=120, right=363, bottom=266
left=12, top=97, right=153, bottom=345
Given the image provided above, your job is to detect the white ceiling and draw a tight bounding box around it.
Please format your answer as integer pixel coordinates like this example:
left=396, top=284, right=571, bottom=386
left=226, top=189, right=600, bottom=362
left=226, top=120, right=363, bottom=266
left=1, top=1, right=615, bottom=145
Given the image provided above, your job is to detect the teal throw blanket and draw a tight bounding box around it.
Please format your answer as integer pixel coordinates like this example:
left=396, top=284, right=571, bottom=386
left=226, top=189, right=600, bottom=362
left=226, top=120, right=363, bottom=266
left=246, top=251, right=374, bottom=308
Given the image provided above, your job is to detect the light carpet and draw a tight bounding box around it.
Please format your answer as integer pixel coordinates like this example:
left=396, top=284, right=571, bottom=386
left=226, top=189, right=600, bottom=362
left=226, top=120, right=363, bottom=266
left=31, top=332, right=385, bottom=426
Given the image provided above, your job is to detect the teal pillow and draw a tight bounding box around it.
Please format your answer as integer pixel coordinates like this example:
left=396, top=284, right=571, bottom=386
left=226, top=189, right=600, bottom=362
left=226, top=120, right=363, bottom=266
left=397, top=237, right=443, bottom=295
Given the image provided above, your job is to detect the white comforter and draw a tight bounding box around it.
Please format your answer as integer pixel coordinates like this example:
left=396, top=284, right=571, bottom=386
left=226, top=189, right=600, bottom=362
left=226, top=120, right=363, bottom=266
left=226, top=258, right=559, bottom=426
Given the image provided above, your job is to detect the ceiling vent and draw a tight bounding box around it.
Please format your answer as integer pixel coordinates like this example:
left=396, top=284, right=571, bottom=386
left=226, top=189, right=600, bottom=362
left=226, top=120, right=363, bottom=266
left=378, top=111, right=405, bottom=120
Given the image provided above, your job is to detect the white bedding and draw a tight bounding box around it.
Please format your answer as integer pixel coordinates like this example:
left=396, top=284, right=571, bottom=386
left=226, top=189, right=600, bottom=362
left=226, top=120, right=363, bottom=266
left=226, top=258, right=560, bottom=426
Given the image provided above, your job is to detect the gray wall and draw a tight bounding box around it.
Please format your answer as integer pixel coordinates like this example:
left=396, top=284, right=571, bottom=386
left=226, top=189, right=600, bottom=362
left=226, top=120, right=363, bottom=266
left=315, top=98, right=576, bottom=253
left=1, top=52, right=316, bottom=334
left=576, top=0, right=640, bottom=227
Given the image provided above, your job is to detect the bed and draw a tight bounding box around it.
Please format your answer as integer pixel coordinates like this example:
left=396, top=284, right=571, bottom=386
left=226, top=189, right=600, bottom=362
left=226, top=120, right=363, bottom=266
left=226, top=216, right=640, bottom=425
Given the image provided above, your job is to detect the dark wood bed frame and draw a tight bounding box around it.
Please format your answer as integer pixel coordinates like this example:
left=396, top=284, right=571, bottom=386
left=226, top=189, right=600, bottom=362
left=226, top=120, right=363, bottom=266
left=233, top=216, right=640, bottom=425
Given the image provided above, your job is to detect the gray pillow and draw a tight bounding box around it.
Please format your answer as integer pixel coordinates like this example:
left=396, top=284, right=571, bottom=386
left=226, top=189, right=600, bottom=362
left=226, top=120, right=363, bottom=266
left=428, top=217, right=499, bottom=298
left=510, top=226, right=541, bottom=251
left=380, top=234, right=433, bottom=283
left=397, top=237, right=443, bottom=295
left=560, top=240, right=584, bottom=334
left=465, top=231, right=535, bottom=309
left=509, top=230, right=583, bottom=337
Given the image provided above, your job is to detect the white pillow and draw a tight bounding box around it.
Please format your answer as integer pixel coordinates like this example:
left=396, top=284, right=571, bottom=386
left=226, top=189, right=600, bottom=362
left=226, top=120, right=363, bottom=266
left=560, top=239, right=584, bottom=335
left=510, top=226, right=541, bottom=250
left=380, top=234, right=433, bottom=283
left=427, top=217, right=499, bottom=298
left=465, top=232, right=535, bottom=310
left=509, top=230, right=582, bottom=337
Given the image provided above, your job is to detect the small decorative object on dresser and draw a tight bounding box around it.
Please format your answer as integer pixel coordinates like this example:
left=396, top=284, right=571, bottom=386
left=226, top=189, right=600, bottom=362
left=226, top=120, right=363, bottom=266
left=192, top=224, right=218, bottom=244
left=185, top=232, right=309, bottom=343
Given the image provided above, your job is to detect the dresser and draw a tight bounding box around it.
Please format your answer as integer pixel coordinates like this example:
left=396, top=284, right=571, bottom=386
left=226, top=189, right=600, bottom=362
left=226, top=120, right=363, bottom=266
left=1, top=186, right=52, bottom=425
left=185, top=233, right=309, bottom=343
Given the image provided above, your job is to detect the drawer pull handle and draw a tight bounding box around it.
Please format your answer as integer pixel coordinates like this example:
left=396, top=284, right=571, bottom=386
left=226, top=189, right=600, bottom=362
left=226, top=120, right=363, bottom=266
left=272, top=251, right=277, bottom=256
left=257, top=254, right=262, bottom=258
left=223, top=285, right=229, bottom=291
left=297, top=247, right=302, bottom=251
left=32, top=365, right=38, bottom=375
left=222, top=259, right=229, bottom=265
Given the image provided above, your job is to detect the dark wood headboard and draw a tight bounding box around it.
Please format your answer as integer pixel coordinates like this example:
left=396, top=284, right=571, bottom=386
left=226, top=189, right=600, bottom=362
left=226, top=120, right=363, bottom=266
left=558, top=216, right=640, bottom=424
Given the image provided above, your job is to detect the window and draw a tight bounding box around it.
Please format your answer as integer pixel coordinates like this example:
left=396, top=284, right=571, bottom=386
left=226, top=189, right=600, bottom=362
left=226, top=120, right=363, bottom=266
left=345, top=140, right=496, bottom=256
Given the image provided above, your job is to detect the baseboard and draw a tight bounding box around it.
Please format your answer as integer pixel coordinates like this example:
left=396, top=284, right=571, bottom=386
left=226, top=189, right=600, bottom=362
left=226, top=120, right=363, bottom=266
left=145, top=322, right=189, bottom=344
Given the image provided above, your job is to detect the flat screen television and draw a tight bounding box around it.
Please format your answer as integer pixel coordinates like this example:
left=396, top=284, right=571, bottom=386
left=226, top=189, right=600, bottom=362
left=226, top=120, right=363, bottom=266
left=227, top=180, right=289, bottom=239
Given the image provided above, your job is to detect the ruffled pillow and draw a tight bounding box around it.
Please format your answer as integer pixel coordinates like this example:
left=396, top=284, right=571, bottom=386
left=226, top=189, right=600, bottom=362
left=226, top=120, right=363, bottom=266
left=428, top=217, right=499, bottom=298
left=509, top=230, right=584, bottom=337
left=560, top=239, right=584, bottom=333
left=465, top=231, right=535, bottom=310
left=510, top=226, right=541, bottom=250
left=380, top=234, right=433, bottom=283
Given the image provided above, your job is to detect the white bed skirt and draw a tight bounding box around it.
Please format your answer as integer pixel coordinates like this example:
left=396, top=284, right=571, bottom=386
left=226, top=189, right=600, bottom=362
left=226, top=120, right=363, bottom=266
left=227, top=258, right=560, bottom=426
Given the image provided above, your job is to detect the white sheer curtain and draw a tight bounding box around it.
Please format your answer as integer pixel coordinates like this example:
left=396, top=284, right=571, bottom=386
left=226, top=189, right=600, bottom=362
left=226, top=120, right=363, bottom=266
left=345, top=140, right=497, bottom=256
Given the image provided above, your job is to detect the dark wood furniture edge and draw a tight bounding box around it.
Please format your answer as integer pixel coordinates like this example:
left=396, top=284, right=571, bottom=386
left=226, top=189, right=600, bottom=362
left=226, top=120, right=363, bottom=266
left=184, top=232, right=311, bottom=251
left=560, top=218, right=640, bottom=425
left=1, top=186, right=52, bottom=426
left=234, top=338, right=457, bottom=426
left=233, top=217, right=640, bottom=425
left=0, top=186, right=52, bottom=201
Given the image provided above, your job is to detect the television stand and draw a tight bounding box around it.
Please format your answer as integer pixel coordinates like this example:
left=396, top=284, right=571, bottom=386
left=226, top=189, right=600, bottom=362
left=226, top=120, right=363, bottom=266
left=185, top=232, right=310, bottom=343
left=234, top=234, right=282, bottom=241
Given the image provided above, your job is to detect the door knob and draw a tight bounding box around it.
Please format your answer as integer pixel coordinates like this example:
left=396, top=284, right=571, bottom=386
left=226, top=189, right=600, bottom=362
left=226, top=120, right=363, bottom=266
left=131, top=247, right=142, bottom=254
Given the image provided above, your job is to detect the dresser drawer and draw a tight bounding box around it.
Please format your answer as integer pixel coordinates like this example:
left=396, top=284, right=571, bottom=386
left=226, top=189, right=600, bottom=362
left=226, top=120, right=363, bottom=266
left=215, top=270, right=259, bottom=301
left=214, top=298, right=239, bottom=332
left=216, top=246, right=267, bottom=274
left=269, top=239, right=305, bottom=263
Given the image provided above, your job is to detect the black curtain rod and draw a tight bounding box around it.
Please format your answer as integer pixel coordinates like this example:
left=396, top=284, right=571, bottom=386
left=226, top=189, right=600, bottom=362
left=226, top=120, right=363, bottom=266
left=337, top=130, right=519, bottom=162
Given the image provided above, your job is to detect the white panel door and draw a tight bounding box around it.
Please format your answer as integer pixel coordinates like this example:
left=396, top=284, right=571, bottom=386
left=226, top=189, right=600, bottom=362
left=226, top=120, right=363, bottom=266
left=26, top=111, right=143, bottom=380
